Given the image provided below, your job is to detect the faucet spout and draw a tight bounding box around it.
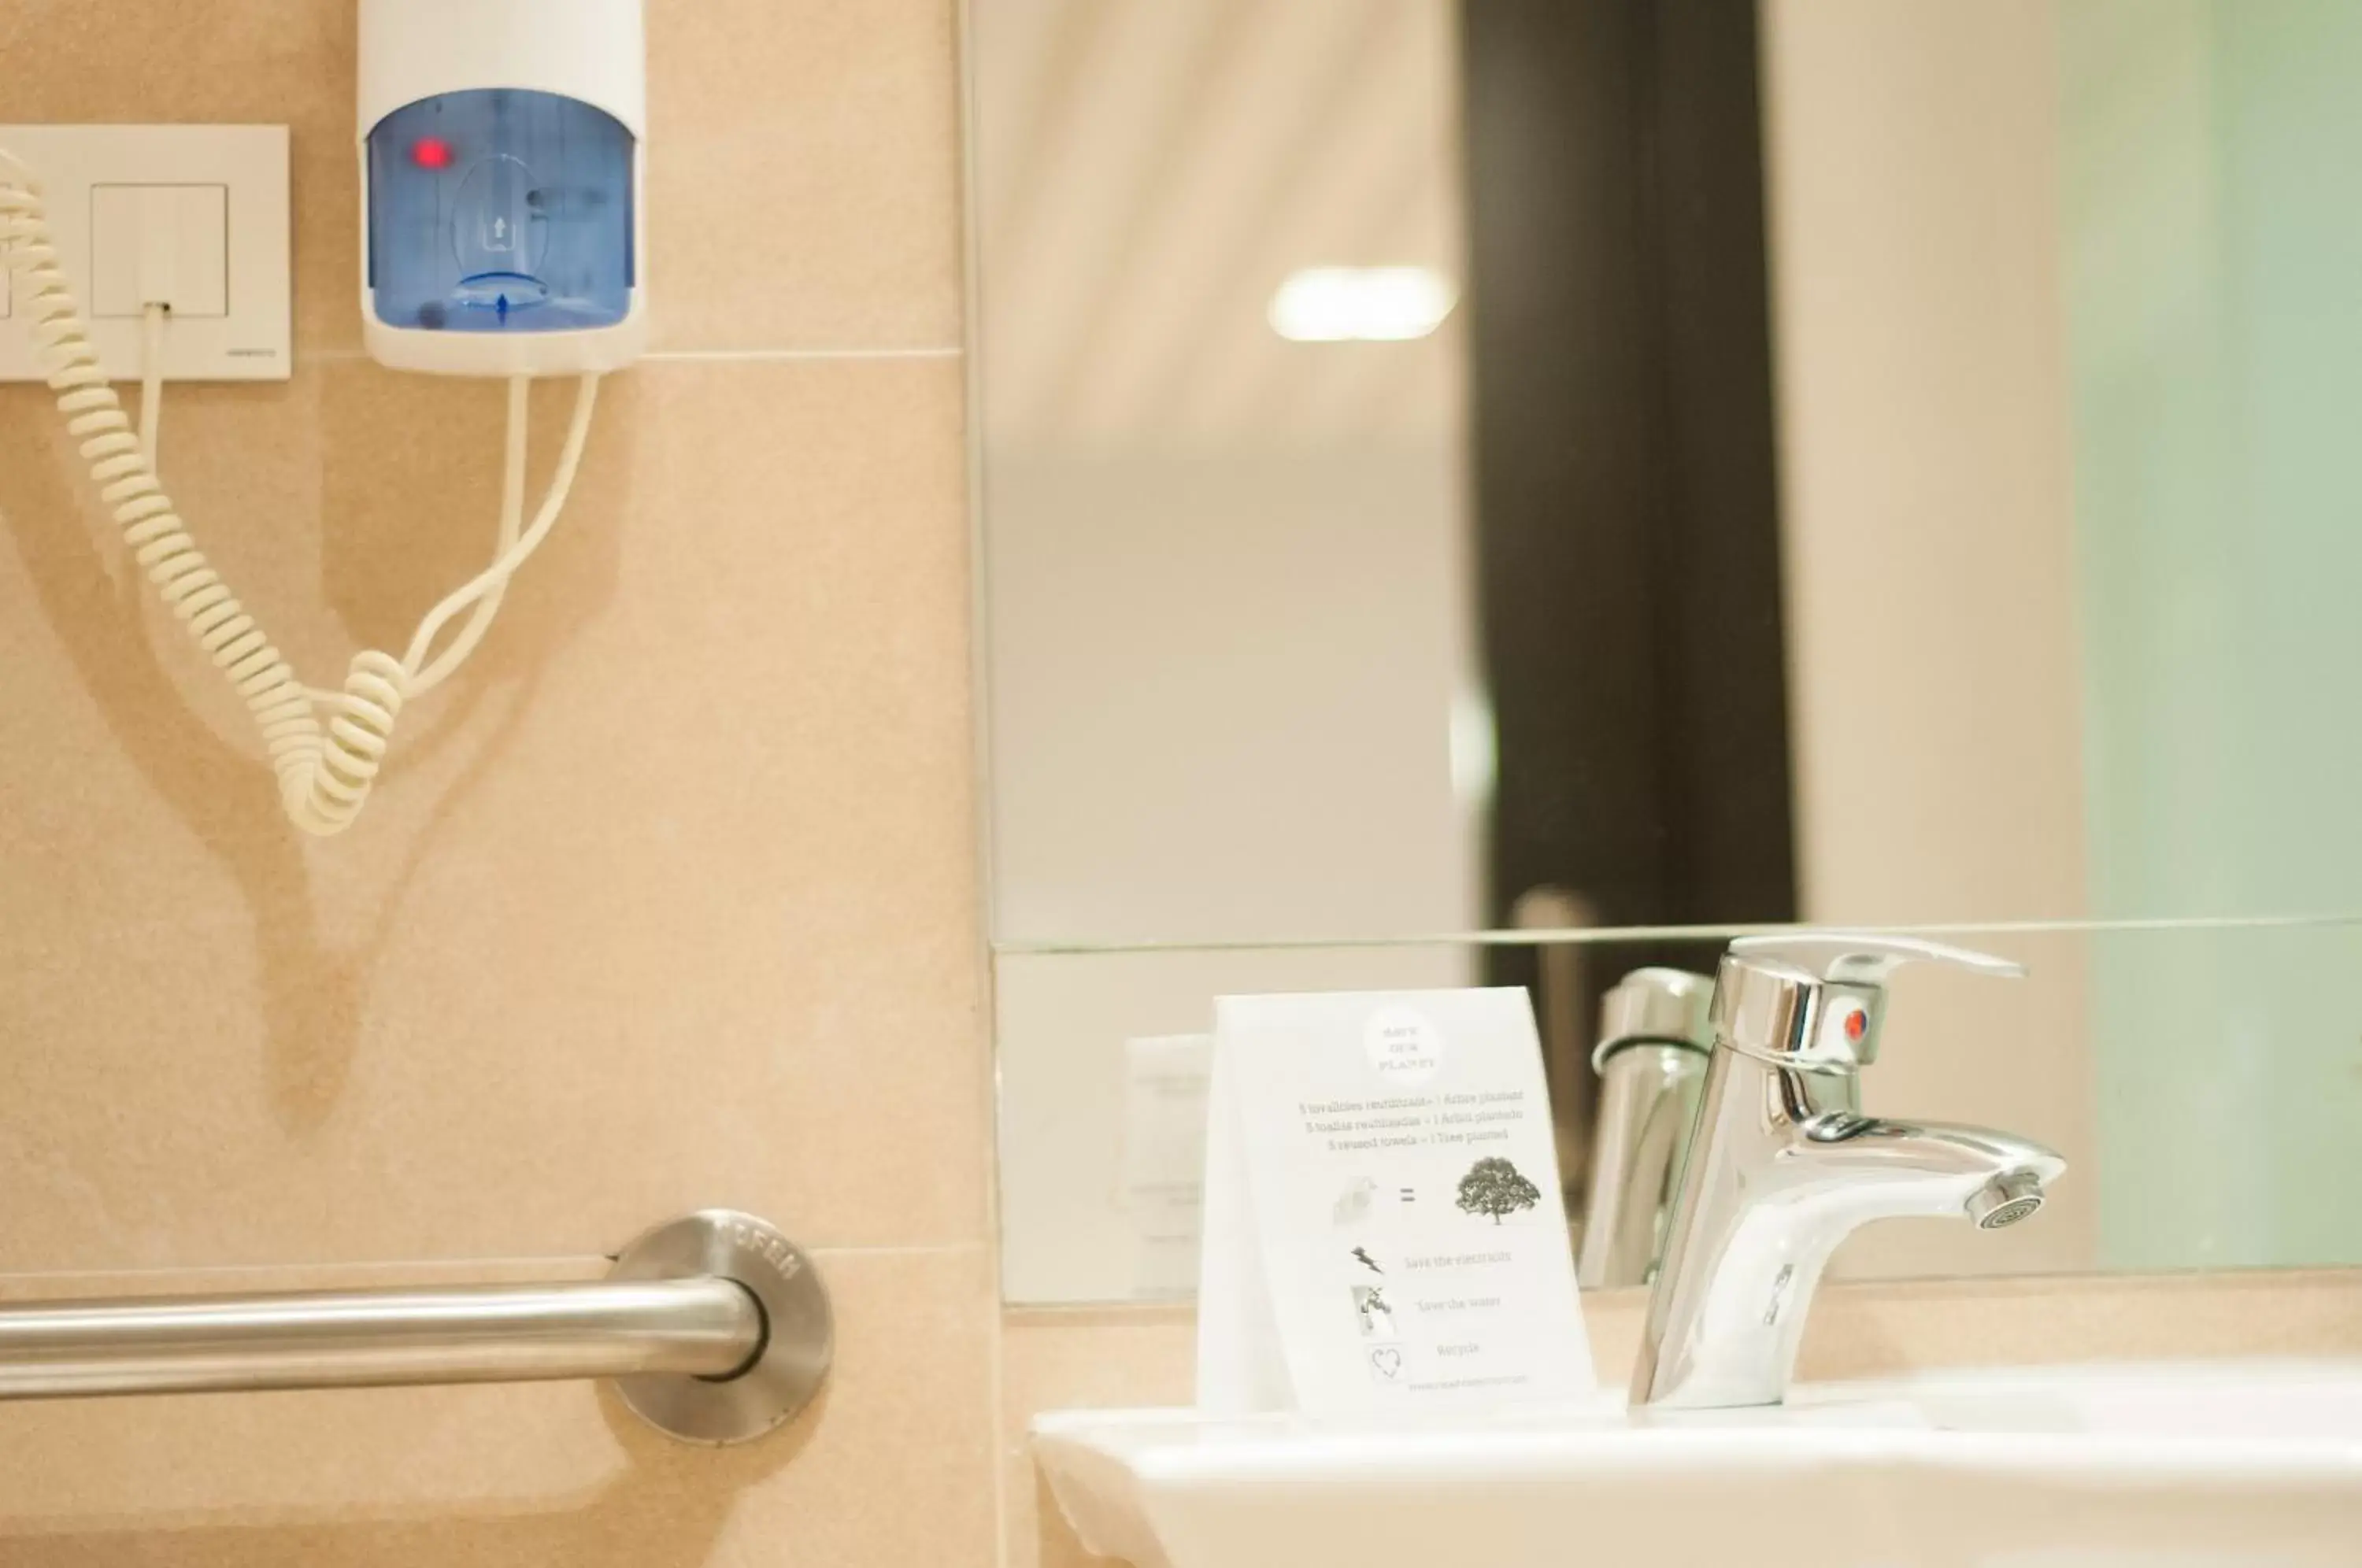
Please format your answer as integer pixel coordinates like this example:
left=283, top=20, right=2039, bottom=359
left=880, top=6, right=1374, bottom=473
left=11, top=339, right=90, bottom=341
left=1629, top=934, right=2068, bottom=1413
left=1796, top=1113, right=2068, bottom=1223
left=1631, top=1058, right=2065, bottom=1411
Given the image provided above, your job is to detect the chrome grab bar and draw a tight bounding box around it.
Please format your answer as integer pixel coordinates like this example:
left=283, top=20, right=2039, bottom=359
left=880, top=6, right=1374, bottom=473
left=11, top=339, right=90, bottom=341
left=0, top=1210, right=831, bottom=1445
left=0, top=1275, right=759, bottom=1396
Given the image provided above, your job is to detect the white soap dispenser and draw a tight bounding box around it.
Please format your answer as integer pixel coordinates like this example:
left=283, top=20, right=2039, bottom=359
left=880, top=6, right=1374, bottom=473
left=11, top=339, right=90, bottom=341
left=357, top=0, right=649, bottom=375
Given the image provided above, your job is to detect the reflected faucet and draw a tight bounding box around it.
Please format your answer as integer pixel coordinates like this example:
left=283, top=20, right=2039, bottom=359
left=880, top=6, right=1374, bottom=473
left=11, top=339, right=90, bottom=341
left=1576, top=969, right=1713, bottom=1289
left=1631, top=934, right=2066, bottom=1411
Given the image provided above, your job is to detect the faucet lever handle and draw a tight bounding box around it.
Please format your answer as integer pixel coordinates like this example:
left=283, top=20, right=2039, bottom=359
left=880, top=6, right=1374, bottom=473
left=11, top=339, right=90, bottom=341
left=1717, top=933, right=2024, bottom=1071
left=1727, top=933, right=2025, bottom=986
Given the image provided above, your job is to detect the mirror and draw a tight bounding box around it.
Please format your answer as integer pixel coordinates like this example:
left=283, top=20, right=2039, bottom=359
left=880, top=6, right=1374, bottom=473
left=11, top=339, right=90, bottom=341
left=996, top=921, right=2362, bottom=1304
left=973, top=1, right=2362, bottom=1304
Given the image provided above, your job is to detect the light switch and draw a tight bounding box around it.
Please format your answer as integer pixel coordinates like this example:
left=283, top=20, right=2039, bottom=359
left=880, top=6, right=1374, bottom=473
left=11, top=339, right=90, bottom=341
left=91, top=183, right=229, bottom=318
left=0, top=124, right=288, bottom=383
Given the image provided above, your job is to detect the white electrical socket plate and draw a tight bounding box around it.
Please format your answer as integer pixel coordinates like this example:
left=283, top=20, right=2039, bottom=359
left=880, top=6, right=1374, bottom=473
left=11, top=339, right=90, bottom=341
left=0, top=124, right=292, bottom=383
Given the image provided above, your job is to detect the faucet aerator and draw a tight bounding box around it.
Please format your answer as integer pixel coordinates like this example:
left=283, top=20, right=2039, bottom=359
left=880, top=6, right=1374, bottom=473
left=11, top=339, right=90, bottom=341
left=1968, top=1170, right=2046, bottom=1230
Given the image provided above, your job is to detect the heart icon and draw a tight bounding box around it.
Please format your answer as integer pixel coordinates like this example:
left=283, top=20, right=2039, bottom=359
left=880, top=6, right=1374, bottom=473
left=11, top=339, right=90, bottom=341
left=1370, top=1348, right=1403, bottom=1381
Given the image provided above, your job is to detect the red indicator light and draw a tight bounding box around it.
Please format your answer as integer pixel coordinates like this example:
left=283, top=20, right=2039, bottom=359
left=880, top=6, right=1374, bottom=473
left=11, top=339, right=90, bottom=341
left=410, top=136, right=455, bottom=171
left=1843, top=1008, right=1868, bottom=1043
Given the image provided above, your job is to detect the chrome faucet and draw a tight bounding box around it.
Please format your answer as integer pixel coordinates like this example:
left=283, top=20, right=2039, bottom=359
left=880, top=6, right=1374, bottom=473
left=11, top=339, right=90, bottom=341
left=1576, top=968, right=1713, bottom=1289
left=1631, top=934, right=2066, bottom=1411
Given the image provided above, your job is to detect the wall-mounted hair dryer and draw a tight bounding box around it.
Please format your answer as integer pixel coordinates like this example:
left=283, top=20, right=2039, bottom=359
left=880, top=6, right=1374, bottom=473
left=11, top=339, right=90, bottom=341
left=359, top=0, right=648, bottom=376
left=0, top=0, right=646, bottom=836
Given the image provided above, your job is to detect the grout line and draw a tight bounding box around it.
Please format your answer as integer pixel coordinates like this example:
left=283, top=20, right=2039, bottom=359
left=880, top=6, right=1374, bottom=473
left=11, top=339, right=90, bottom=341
left=0, top=1241, right=988, bottom=1286
left=948, top=0, right=1015, bottom=1546
left=646, top=345, right=964, bottom=363
left=297, top=345, right=964, bottom=364
left=1002, top=1301, right=1197, bottom=1328
left=949, top=0, right=1013, bottom=1551
left=0, top=1253, right=609, bottom=1284
left=803, top=1240, right=990, bottom=1259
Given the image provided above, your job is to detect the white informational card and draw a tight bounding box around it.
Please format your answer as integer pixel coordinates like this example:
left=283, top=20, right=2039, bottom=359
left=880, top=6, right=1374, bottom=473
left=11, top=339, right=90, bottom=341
left=1196, top=988, right=1595, bottom=1418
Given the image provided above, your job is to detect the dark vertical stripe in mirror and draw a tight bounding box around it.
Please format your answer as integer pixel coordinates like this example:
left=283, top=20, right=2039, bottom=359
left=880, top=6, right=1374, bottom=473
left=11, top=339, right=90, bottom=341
left=1461, top=0, right=1798, bottom=1178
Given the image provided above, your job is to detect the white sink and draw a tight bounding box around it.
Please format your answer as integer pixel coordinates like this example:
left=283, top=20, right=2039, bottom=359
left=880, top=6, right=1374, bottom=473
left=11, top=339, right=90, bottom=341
left=1035, top=1361, right=2362, bottom=1568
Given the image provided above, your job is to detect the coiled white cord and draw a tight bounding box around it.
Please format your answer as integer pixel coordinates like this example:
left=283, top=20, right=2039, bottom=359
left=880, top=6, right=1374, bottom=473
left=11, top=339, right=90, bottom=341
left=0, top=147, right=600, bottom=836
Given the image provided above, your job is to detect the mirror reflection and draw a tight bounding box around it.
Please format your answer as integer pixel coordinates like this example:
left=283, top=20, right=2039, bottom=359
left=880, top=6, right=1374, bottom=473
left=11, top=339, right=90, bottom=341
left=975, top=0, right=2362, bottom=1305
left=997, top=919, right=2362, bottom=1304
left=978, top=0, right=2362, bottom=949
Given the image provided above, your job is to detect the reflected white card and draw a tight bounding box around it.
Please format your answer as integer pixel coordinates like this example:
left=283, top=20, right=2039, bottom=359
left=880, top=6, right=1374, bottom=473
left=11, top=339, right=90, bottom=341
left=1120, top=1033, right=1213, bottom=1301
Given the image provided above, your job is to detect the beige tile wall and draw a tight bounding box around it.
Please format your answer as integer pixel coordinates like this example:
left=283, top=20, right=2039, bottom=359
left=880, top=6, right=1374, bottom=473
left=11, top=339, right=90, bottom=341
left=5, top=7, right=2360, bottom=1568
left=0, top=0, right=998, bottom=1563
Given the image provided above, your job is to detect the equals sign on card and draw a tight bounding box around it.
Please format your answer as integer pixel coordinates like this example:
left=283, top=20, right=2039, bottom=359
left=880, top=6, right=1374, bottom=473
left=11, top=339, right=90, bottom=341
left=1398, top=1187, right=1416, bottom=1204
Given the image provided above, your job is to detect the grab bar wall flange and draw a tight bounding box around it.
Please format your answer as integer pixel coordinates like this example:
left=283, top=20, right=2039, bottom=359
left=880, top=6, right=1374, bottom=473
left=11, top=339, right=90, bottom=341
left=0, top=1208, right=831, bottom=1445
left=609, top=1207, right=835, bottom=1444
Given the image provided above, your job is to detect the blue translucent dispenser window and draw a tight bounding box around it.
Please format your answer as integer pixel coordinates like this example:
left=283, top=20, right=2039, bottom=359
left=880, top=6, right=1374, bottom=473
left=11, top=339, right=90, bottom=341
left=367, top=88, right=634, bottom=334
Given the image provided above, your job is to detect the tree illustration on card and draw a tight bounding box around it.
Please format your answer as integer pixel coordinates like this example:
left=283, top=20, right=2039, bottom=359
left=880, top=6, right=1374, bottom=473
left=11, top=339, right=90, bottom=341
left=1455, top=1156, right=1543, bottom=1225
